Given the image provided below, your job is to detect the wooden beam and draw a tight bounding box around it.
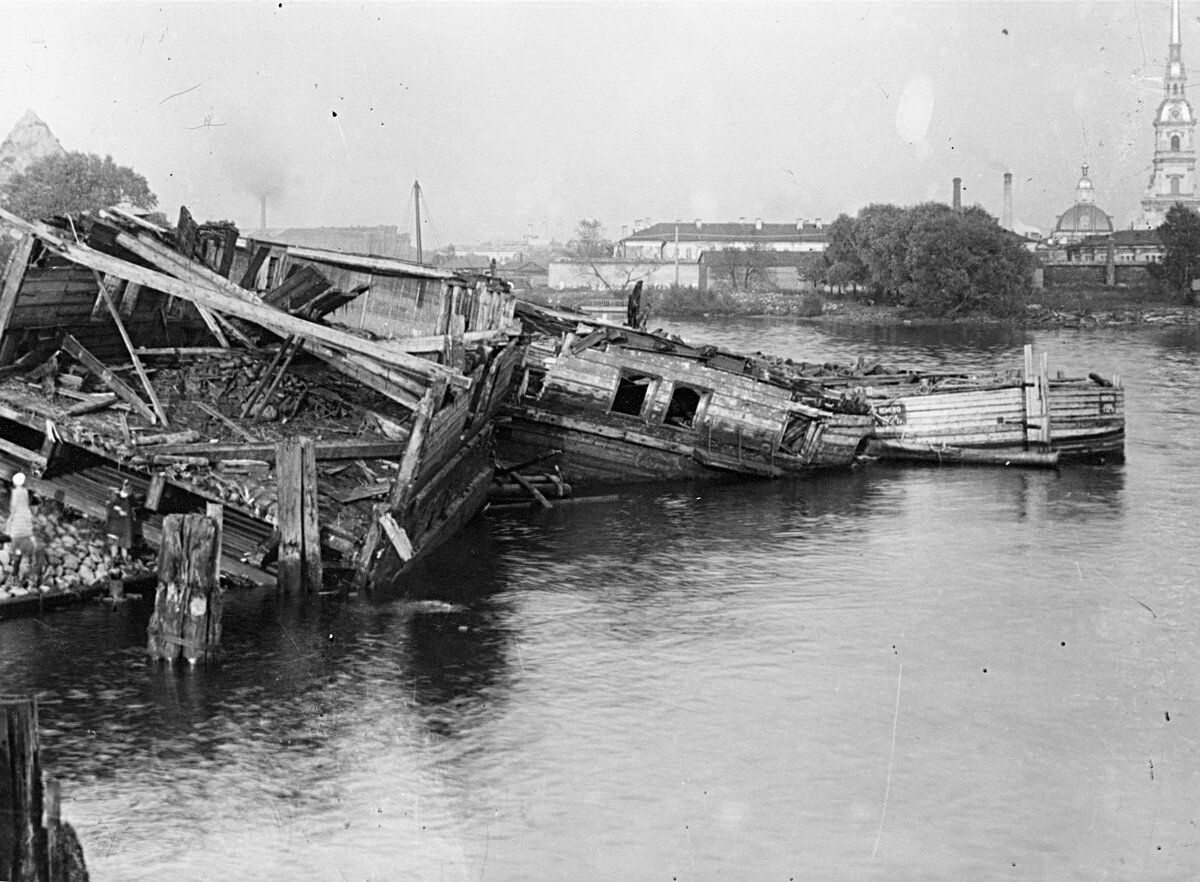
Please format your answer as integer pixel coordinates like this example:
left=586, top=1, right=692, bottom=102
left=142, top=438, right=411, bottom=461
left=61, top=334, right=157, bottom=424
left=298, top=436, right=323, bottom=592
left=303, top=342, right=423, bottom=411
left=0, top=233, right=34, bottom=341
left=117, top=231, right=263, bottom=304
left=95, top=270, right=170, bottom=426
left=378, top=512, right=413, bottom=562
left=285, top=244, right=457, bottom=280
left=195, top=401, right=260, bottom=442
left=38, top=237, right=469, bottom=388
left=511, top=470, right=553, bottom=509
left=388, top=378, right=446, bottom=510
left=275, top=437, right=303, bottom=592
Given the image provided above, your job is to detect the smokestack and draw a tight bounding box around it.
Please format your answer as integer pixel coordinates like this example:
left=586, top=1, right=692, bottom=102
left=259, top=194, right=267, bottom=230
left=1002, top=172, right=1014, bottom=230
left=952, top=177, right=962, bottom=211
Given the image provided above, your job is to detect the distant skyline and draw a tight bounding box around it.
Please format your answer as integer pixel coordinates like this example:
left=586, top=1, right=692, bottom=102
left=0, top=2, right=1188, bottom=244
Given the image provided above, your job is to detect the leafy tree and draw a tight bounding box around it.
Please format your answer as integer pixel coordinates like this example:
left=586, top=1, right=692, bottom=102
left=822, top=213, right=865, bottom=284
left=1157, top=203, right=1200, bottom=304
left=706, top=247, right=771, bottom=293
left=567, top=219, right=613, bottom=261
left=1, top=151, right=157, bottom=221
left=900, top=205, right=1032, bottom=317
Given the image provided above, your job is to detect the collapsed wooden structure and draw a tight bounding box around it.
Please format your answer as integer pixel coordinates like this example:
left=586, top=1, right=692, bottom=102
left=0, top=206, right=519, bottom=594
left=500, top=302, right=876, bottom=484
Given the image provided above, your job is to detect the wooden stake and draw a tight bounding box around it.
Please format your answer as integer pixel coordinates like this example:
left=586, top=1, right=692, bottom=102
left=146, top=513, right=222, bottom=663
left=0, top=696, right=44, bottom=881
left=275, top=437, right=303, bottom=592
left=352, top=504, right=385, bottom=593
left=298, top=436, right=323, bottom=592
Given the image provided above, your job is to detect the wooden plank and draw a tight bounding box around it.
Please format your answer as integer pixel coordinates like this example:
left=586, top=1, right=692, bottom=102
left=63, top=393, right=118, bottom=416
left=239, top=246, right=270, bottom=289
left=285, top=244, right=456, bottom=280
left=61, top=334, right=156, bottom=423
left=352, top=504, right=385, bottom=592
left=331, top=481, right=391, bottom=503
left=303, top=342, right=424, bottom=410
left=388, top=378, right=446, bottom=510
left=145, top=471, right=167, bottom=511
left=0, top=233, right=35, bottom=340
left=38, top=236, right=469, bottom=388
left=205, top=501, right=224, bottom=586
left=195, top=401, right=260, bottom=442
left=298, top=436, right=324, bottom=592
left=139, top=438, right=412, bottom=461
left=275, top=437, right=303, bottom=592
left=95, top=271, right=170, bottom=426
left=379, top=511, right=413, bottom=562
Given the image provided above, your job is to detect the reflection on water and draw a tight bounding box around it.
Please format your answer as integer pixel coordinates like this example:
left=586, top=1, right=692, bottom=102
left=1, top=320, right=1197, bottom=879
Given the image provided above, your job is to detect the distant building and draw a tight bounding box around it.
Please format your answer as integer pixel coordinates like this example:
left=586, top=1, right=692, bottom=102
left=619, top=219, right=828, bottom=261
left=1140, top=0, right=1200, bottom=227
left=1046, top=166, right=1114, bottom=246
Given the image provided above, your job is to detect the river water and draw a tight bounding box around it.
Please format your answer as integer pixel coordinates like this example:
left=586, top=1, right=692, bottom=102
left=2, top=318, right=1199, bottom=880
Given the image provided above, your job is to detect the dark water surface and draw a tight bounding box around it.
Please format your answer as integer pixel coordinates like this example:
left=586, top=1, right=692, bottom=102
left=3, top=318, right=1199, bottom=880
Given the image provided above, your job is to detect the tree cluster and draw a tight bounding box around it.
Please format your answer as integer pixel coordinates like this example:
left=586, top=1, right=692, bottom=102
left=1153, top=203, right=1200, bottom=304
left=1, top=151, right=158, bottom=221
left=822, top=202, right=1035, bottom=317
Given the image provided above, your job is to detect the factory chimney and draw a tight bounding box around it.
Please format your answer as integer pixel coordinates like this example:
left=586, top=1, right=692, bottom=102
left=1002, top=172, right=1014, bottom=230
left=952, top=177, right=962, bottom=211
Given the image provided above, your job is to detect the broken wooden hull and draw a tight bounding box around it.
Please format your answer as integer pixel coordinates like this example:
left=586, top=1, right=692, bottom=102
left=866, top=379, right=1125, bottom=461
left=500, top=305, right=875, bottom=487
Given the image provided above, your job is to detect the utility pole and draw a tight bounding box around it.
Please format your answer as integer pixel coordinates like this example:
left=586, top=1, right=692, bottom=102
left=674, top=223, right=680, bottom=286
left=413, top=180, right=423, bottom=264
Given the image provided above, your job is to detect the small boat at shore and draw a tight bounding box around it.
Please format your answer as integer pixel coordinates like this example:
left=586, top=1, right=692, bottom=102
left=498, top=302, right=876, bottom=486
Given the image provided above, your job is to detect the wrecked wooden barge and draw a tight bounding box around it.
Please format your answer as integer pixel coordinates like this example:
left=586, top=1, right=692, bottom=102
left=498, top=301, right=876, bottom=486
left=0, top=206, right=519, bottom=597
left=775, top=345, right=1126, bottom=465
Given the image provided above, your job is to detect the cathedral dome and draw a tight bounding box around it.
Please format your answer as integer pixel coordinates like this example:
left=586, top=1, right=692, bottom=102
left=1055, top=203, right=1113, bottom=236
left=1054, top=164, right=1113, bottom=236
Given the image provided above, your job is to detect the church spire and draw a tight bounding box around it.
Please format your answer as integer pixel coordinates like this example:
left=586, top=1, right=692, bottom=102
left=1174, top=0, right=1181, bottom=47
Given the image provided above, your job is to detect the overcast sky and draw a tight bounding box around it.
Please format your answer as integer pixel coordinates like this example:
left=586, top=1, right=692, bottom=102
left=0, top=2, right=1185, bottom=244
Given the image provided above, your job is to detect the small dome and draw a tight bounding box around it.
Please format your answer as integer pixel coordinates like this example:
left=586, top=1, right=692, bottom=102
left=1055, top=203, right=1114, bottom=235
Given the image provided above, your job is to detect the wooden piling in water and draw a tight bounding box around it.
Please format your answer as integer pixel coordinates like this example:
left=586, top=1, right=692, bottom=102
left=0, top=697, right=88, bottom=882
left=275, top=436, right=322, bottom=593
left=146, top=513, right=222, bottom=664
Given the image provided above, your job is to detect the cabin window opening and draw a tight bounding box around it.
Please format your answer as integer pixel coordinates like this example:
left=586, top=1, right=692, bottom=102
left=415, top=279, right=428, bottom=308
left=664, top=384, right=706, bottom=428
left=779, top=413, right=813, bottom=454
left=520, top=368, right=546, bottom=400
left=610, top=371, right=655, bottom=417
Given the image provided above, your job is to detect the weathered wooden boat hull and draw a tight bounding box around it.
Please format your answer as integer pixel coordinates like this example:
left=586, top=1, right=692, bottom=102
left=869, top=381, right=1124, bottom=461
left=499, top=403, right=873, bottom=486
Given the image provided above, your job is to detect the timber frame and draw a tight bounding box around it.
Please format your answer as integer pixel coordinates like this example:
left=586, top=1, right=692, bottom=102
left=0, top=206, right=520, bottom=594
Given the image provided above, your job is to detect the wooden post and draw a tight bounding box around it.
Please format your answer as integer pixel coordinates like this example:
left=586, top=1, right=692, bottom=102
left=43, top=775, right=60, bottom=882
left=275, top=437, right=303, bottom=592
left=297, top=437, right=323, bottom=592
left=146, top=513, right=222, bottom=663
left=0, top=233, right=35, bottom=342
left=351, top=504, right=385, bottom=593
left=145, top=472, right=167, bottom=512
left=0, top=696, right=45, bottom=881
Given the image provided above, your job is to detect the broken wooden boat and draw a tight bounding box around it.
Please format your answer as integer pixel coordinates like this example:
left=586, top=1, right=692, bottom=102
left=498, top=302, right=875, bottom=486
left=792, top=345, right=1125, bottom=465
left=0, top=205, right=519, bottom=595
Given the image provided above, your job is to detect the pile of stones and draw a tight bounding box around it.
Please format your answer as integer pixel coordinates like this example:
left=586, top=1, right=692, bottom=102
left=0, top=509, right=121, bottom=601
